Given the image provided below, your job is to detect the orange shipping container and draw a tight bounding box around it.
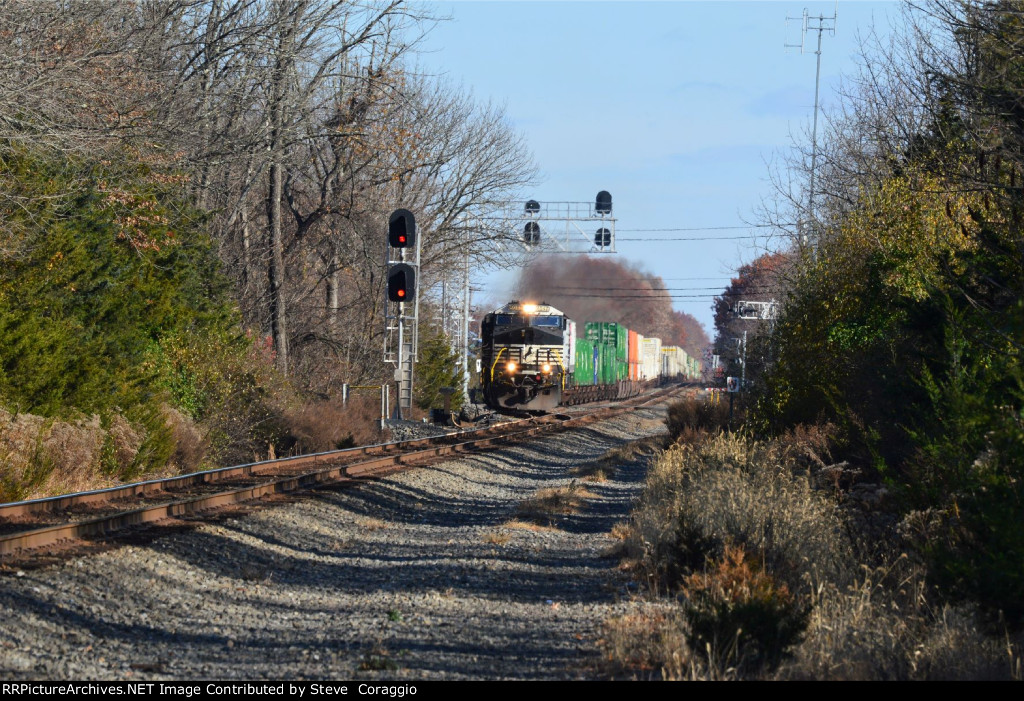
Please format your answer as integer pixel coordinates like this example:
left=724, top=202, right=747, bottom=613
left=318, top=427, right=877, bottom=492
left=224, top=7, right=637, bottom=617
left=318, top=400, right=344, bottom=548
left=626, top=329, right=634, bottom=380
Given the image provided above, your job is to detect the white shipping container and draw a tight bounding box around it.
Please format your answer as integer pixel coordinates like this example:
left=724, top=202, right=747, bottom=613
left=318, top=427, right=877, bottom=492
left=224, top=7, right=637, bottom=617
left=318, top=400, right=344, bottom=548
left=564, top=319, right=576, bottom=374
left=661, top=346, right=683, bottom=378
left=640, top=337, right=662, bottom=381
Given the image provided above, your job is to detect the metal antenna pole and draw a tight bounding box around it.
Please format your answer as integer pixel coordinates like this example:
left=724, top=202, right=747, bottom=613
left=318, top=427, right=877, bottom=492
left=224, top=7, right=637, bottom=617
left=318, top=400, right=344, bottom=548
left=808, top=13, right=826, bottom=229
left=786, top=3, right=837, bottom=251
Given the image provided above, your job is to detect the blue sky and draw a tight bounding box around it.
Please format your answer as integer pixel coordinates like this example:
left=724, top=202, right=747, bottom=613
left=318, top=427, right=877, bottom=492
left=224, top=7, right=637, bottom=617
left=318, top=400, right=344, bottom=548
left=413, top=0, right=901, bottom=334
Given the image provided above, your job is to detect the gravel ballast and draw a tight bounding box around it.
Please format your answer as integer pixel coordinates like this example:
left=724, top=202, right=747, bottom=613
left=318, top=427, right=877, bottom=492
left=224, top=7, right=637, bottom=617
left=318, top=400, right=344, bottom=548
left=0, top=404, right=669, bottom=680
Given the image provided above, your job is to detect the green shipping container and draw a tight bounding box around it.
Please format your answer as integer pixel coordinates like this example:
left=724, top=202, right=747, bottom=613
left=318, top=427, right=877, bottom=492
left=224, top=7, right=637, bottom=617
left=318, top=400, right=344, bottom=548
left=597, top=341, right=628, bottom=384
left=599, top=342, right=614, bottom=385
left=574, top=338, right=596, bottom=386
left=584, top=322, right=628, bottom=363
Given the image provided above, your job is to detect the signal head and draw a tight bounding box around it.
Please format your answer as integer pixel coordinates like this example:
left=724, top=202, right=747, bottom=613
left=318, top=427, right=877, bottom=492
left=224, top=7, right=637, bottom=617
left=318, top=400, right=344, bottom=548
left=523, top=222, right=540, bottom=245
left=387, top=263, right=416, bottom=303
left=389, top=209, right=416, bottom=249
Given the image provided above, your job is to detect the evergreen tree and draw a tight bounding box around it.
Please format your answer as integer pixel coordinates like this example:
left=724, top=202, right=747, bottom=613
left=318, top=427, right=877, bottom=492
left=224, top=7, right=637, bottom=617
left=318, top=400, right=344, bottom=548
left=0, top=142, right=241, bottom=418
left=414, top=326, right=464, bottom=413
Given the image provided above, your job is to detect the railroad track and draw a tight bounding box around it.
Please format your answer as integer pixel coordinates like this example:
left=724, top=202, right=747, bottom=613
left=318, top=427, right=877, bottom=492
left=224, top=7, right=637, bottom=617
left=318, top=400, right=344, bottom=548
left=0, top=384, right=691, bottom=562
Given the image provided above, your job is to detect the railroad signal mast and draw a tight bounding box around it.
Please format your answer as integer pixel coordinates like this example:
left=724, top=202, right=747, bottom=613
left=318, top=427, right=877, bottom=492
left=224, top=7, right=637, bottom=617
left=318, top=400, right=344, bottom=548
left=730, top=299, right=779, bottom=390
left=733, top=299, right=778, bottom=321
left=384, top=208, right=420, bottom=419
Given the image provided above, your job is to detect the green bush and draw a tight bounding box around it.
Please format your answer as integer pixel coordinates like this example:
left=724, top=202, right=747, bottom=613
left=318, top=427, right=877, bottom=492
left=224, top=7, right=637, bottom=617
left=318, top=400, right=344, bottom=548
left=0, top=141, right=239, bottom=418
left=415, top=325, right=465, bottom=413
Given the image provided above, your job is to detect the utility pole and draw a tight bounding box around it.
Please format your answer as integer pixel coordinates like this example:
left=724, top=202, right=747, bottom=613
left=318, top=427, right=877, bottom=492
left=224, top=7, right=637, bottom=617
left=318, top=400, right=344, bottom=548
left=787, top=3, right=837, bottom=251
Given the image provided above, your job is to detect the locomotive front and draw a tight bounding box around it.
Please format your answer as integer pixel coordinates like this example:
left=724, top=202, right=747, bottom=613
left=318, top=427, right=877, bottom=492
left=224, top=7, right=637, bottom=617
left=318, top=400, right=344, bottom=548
left=480, top=301, right=569, bottom=412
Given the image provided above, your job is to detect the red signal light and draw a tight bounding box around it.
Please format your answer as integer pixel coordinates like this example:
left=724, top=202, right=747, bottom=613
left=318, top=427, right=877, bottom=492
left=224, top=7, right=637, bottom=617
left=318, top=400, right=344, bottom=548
left=387, top=263, right=415, bottom=302
left=389, top=209, right=416, bottom=248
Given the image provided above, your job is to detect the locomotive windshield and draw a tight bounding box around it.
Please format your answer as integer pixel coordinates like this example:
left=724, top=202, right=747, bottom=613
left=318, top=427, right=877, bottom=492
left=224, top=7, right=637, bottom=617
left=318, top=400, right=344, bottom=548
left=494, top=314, right=561, bottom=327
left=531, top=315, right=561, bottom=327
left=486, top=308, right=565, bottom=346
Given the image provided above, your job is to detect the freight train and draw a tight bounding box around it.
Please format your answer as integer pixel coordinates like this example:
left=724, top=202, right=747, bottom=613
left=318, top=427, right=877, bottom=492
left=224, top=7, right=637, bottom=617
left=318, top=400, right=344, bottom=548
left=479, top=300, right=702, bottom=412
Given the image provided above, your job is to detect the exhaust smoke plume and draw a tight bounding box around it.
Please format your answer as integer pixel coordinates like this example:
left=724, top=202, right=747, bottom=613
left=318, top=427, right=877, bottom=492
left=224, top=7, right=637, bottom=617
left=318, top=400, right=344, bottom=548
left=513, top=255, right=710, bottom=356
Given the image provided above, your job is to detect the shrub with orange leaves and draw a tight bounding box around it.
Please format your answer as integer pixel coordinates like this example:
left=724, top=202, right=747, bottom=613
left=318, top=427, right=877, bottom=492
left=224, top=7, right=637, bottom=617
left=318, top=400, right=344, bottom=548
left=681, top=544, right=810, bottom=674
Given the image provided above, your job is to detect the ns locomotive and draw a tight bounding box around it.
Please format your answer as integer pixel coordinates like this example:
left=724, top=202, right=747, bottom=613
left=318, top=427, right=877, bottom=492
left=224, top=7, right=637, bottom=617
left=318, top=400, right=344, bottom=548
left=479, top=301, right=569, bottom=411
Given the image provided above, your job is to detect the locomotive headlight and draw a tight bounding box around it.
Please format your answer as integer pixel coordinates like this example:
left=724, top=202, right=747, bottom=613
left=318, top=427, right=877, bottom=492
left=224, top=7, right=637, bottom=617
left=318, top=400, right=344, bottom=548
left=506, top=361, right=517, bottom=373
left=541, top=363, right=552, bottom=373
left=522, top=303, right=538, bottom=314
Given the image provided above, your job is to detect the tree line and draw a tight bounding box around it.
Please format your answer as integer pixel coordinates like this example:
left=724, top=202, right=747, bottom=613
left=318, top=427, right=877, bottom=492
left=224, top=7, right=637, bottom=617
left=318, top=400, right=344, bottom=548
left=716, top=0, right=1024, bottom=623
left=0, top=0, right=535, bottom=481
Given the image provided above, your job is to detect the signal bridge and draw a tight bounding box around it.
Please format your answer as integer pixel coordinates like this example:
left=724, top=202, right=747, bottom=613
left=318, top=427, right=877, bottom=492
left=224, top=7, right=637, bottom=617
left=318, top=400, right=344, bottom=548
left=487, top=191, right=617, bottom=254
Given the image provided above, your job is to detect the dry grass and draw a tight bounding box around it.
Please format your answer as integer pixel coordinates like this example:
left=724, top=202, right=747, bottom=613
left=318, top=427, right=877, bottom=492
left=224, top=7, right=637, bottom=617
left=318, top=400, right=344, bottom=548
left=515, top=481, right=596, bottom=526
left=0, top=406, right=216, bottom=502
left=604, top=428, right=1022, bottom=680
left=0, top=410, right=144, bottom=501
left=359, top=641, right=400, bottom=671
left=0, top=391, right=389, bottom=502
left=282, top=395, right=384, bottom=454
left=785, top=568, right=1024, bottom=680
left=665, top=397, right=732, bottom=443
left=355, top=516, right=389, bottom=531
left=164, top=404, right=208, bottom=473
left=609, top=521, right=631, bottom=541
left=481, top=530, right=510, bottom=545
left=502, top=518, right=558, bottom=532
left=621, top=432, right=856, bottom=595
left=600, top=607, right=695, bottom=680
left=681, top=544, right=810, bottom=675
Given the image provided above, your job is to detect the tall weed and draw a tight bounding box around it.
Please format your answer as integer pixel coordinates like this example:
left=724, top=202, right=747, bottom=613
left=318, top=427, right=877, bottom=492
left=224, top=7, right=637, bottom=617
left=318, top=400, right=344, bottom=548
left=607, top=427, right=1019, bottom=679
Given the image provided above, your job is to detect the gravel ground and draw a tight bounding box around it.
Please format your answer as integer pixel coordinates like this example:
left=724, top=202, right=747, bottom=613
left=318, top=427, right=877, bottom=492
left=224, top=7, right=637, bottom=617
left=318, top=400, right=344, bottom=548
left=0, top=405, right=668, bottom=681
